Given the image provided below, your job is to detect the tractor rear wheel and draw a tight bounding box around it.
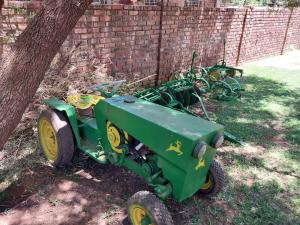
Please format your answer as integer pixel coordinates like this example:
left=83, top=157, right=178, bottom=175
left=38, top=109, right=75, bottom=167
left=198, top=160, right=225, bottom=198
left=127, top=191, right=173, bottom=225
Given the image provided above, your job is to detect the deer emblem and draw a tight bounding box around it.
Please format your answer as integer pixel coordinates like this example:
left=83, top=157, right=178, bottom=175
left=166, top=140, right=183, bottom=156
left=195, top=158, right=205, bottom=170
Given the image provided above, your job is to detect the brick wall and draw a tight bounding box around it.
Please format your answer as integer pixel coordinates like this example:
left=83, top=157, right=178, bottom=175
left=281, top=8, right=300, bottom=53
left=1, top=2, right=300, bottom=86
left=65, top=4, right=162, bottom=86
left=238, top=8, right=295, bottom=63
left=158, top=7, right=245, bottom=81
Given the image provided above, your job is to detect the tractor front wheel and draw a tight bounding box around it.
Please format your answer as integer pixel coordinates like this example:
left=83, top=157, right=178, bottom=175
left=127, top=191, right=173, bottom=225
left=38, top=109, right=75, bottom=167
left=198, top=160, right=225, bottom=198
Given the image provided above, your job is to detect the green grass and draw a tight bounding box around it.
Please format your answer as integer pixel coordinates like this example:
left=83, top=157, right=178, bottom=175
left=212, top=65, right=300, bottom=146
left=206, top=64, right=300, bottom=225
left=243, top=66, right=300, bottom=90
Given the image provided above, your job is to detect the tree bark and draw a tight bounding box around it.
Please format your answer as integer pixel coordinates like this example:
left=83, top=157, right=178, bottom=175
left=0, top=0, right=92, bottom=149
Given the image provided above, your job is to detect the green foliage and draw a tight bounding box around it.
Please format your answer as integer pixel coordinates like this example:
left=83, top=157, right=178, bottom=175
left=287, top=0, right=300, bottom=6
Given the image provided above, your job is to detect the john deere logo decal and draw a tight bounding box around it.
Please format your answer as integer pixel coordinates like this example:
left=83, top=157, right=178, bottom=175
left=166, top=140, right=183, bottom=156
left=195, top=159, right=205, bottom=170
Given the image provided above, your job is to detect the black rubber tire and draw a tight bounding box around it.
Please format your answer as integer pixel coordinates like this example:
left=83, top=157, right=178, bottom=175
left=198, top=160, right=225, bottom=198
left=38, top=109, right=75, bottom=167
left=127, top=191, right=174, bottom=225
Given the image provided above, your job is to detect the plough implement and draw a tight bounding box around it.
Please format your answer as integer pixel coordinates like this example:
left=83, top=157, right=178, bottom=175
left=201, top=39, right=243, bottom=80
left=135, top=78, right=245, bottom=146
left=171, top=39, right=244, bottom=101
left=135, top=78, right=209, bottom=120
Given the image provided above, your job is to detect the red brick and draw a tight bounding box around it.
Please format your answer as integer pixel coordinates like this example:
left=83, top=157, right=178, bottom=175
left=74, top=28, right=87, bottom=34
left=1, top=4, right=299, bottom=86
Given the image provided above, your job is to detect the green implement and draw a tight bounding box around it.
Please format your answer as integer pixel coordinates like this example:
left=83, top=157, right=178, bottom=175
left=170, top=40, right=244, bottom=101
left=135, top=79, right=245, bottom=146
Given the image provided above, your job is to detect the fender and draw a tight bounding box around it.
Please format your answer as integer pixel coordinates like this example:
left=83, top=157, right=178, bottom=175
left=43, top=98, right=80, bottom=146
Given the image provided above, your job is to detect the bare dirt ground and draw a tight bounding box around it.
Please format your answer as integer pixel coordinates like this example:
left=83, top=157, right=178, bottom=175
left=0, top=50, right=300, bottom=225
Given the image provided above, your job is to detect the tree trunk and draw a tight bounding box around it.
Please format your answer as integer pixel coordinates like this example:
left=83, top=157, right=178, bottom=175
left=0, top=0, right=92, bottom=149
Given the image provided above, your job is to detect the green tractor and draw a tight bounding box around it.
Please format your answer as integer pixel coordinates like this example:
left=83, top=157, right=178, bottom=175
left=38, top=81, right=225, bottom=225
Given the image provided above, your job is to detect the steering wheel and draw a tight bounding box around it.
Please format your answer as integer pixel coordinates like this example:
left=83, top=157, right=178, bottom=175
left=89, top=80, right=126, bottom=98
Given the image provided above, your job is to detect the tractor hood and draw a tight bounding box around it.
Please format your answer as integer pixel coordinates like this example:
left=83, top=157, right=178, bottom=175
left=94, top=95, right=224, bottom=201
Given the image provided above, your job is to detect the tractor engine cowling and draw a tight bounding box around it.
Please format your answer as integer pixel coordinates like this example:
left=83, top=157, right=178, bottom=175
left=94, top=95, right=224, bottom=202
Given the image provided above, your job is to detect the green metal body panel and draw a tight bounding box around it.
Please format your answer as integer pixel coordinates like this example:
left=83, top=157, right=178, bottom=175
left=78, top=117, right=100, bottom=146
left=94, top=96, right=223, bottom=202
left=44, top=98, right=107, bottom=164
left=43, top=98, right=81, bottom=146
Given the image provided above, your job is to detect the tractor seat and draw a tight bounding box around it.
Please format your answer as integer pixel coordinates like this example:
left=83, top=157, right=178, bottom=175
left=66, top=94, right=104, bottom=110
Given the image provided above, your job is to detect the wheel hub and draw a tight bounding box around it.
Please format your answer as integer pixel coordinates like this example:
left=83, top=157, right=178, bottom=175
left=106, top=121, right=128, bottom=154
left=38, top=118, right=58, bottom=161
left=200, top=173, right=213, bottom=191
left=129, top=204, right=153, bottom=225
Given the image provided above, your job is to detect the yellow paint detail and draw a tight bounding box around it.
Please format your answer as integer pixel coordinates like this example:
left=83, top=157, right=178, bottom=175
left=129, top=204, right=154, bottom=225
left=124, top=130, right=129, bottom=144
left=66, top=94, right=104, bottom=109
left=200, top=173, right=213, bottom=190
left=106, top=122, right=123, bottom=154
left=209, top=70, right=220, bottom=82
left=195, top=158, right=205, bottom=170
left=166, top=140, right=183, bottom=156
left=38, top=118, right=58, bottom=161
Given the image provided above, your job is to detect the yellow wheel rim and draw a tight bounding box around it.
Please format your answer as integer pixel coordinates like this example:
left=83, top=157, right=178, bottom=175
left=129, top=204, right=154, bottom=225
left=200, top=173, right=213, bottom=190
left=38, top=118, right=58, bottom=161
left=106, top=121, right=129, bottom=154
left=106, top=122, right=123, bottom=154
left=209, top=70, right=220, bottom=82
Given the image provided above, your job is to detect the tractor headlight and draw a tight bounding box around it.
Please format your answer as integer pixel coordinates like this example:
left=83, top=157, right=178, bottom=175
left=193, top=142, right=207, bottom=159
left=211, top=133, right=224, bottom=148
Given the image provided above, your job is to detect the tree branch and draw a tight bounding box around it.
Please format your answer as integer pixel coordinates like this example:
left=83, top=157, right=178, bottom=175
left=0, top=0, right=92, bottom=149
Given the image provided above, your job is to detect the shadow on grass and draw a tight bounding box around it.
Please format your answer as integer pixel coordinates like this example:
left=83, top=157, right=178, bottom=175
left=166, top=167, right=299, bottom=225
left=212, top=75, right=300, bottom=147
left=224, top=179, right=300, bottom=225
left=219, top=150, right=300, bottom=179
